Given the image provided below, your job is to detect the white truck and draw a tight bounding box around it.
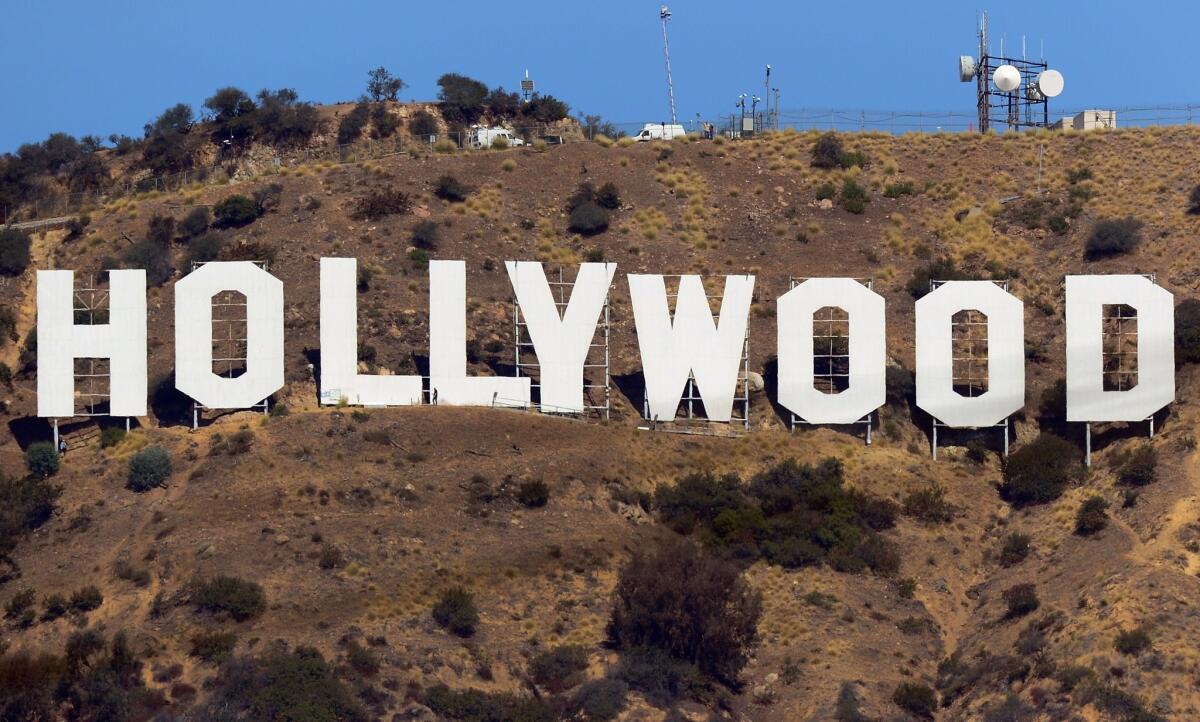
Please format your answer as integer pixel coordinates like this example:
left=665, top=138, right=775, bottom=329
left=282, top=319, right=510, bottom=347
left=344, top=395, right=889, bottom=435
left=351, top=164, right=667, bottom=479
left=467, top=126, right=525, bottom=149
left=633, top=122, right=686, bottom=141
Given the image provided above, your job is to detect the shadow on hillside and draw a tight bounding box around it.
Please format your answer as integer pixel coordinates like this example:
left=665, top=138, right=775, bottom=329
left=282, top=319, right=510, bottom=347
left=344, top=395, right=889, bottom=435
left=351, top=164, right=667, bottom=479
left=7, top=416, right=53, bottom=450
left=611, top=372, right=646, bottom=419
left=150, top=372, right=192, bottom=428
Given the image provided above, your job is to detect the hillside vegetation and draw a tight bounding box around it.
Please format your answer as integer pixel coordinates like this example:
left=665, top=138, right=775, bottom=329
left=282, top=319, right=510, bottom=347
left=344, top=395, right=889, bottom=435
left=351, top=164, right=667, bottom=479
left=0, top=121, right=1200, bottom=721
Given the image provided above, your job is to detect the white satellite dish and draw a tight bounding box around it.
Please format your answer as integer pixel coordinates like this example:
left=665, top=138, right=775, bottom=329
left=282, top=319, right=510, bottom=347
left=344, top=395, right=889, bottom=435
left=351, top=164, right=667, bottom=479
left=993, top=64, right=1021, bottom=92
left=1035, top=69, right=1064, bottom=98
left=959, top=55, right=978, bottom=82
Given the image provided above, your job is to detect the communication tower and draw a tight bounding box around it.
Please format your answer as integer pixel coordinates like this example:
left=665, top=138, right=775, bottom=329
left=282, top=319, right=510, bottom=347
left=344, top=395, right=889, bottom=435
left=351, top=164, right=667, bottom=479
left=959, top=11, right=1064, bottom=132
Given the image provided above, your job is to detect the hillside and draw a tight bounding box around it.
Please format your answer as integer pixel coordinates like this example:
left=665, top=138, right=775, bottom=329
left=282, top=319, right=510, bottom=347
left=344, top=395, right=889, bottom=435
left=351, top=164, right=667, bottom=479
left=1, top=125, right=1200, bottom=721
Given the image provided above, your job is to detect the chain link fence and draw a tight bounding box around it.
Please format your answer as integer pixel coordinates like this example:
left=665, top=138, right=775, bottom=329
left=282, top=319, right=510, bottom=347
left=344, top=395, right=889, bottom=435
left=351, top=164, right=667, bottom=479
left=4, top=105, right=1198, bottom=226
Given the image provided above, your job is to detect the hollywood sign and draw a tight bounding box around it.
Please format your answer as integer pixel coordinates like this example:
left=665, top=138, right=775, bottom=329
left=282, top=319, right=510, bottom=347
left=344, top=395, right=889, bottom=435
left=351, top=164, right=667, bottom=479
left=36, top=260, right=1175, bottom=430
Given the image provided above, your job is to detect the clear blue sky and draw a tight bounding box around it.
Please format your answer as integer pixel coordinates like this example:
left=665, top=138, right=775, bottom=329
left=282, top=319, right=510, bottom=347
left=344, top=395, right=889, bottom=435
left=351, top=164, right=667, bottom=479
left=2, top=0, right=1197, bottom=151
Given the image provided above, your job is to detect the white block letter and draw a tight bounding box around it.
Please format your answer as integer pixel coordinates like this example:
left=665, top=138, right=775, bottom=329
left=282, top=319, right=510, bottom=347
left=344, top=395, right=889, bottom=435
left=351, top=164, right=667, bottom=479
left=506, top=261, right=616, bottom=413
left=1066, top=275, right=1174, bottom=422
left=319, top=258, right=422, bottom=405
left=629, top=274, right=754, bottom=423
left=37, top=270, right=147, bottom=417
left=175, top=261, right=284, bottom=409
left=777, top=278, right=886, bottom=424
left=916, top=280, right=1024, bottom=427
left=430, top=260, right=530, bottom=407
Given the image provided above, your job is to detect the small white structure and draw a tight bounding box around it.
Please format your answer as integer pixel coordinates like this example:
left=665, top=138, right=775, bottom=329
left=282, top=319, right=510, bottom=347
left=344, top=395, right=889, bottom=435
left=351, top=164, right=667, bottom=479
left=466, top=126, right=525, bottom=149
left=1052, top=110, right=1117, bottom=131
left=633, top=122, right=686, bottom=141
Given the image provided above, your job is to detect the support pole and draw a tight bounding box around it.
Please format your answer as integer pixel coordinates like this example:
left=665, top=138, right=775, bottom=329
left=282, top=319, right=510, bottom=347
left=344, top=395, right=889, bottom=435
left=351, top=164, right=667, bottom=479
left=932, top=422, right=938, bottom=460
left=53, top=419, right=60, bottom=450
left=1085, top=423, right=1092, bottom=467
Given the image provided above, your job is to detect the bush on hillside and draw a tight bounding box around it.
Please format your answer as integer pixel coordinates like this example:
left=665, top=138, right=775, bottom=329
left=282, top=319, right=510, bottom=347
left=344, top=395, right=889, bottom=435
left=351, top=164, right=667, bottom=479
left=607, top=535, right=762, bottom=686
left=1175, top=298, right=1200, bottom=364
left=529, top=645, right=588, bottom=693
left=568, top=201, right=610, bottom=235
left=905, top=256, right=981, bottom=299
left=146, top=214, right=176, bottom=247
left=1084, top=216, right=1143, bottom=259
left=811, top=133, right=844, bottom=169
left=410, top=109, right=439, bottom=138
left=189, top=631, right=237, bottom=664
left=434, top=174, right=471, bottom=202
left=1074, top=496, right=1109, bottom=536
left=25, top=442, right=60, bottom=478
left=516, top=479, right=550, bottom=508
left=999, top=433, right=1082, bottom=507
left=191, top=576, right=266, bottom=621
left=1188, top=184, right=1200, bottom=214
left=432, top=586, right=478, bottom=637
left=892, top=682, right=937, bottom=719
left=1114, top=626, right=1151, bottom=656
left=1002, top=583, right=1039, bottom=618
left=411, top=220, right=439, bottom=250
left=370, top=104, right=401, bottom=139
left=187, top=231, right=224, bottom=265
left=213, top=194, right=263, bottom=228
left=423, top=685, right=553, bottom=722
left=839, top=179, right=869, bottom=214
left=353, top=186, right=411, bottom=220
left=815, top=181, right=837, bottom=201
left=998, top=533, right=1031, bottom=567
left=0, top=474, right=62, bottom=548
left=0, top=228, right=32, bottom=276
left=178, top=206, right=210, bottom=238
left=201, top=644, right=367, bottom=722
left=127, top=446, right=171, bottom=492
left=69, top=585, right=103, bottom=612
left=0, top=305, right=15, bottom=346
left=1115, top=443, right=1157, bottom=486
left=122, top=239, right=173, bottom=286
left=902, top=482, right=953, bottom=523
left=337, top=103, right=371, bottom=145
left=571, top=679, right=628, bottom=721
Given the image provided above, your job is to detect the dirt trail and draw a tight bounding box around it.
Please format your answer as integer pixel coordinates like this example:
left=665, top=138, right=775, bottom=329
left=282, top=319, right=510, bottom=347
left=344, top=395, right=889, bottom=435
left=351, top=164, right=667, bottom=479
left=1, top=229, right=61, bottom=375
left=1124, top=450, right=1200, bottom=575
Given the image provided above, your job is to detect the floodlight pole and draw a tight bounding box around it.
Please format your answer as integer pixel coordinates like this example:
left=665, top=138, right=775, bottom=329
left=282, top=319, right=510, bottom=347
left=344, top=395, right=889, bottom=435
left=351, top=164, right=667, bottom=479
left=660, top=6, right=678, bottom=126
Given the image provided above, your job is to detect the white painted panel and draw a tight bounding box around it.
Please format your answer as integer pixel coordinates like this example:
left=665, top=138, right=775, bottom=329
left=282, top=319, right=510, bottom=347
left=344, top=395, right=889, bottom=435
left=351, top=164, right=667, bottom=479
left=174, top=261, right=284, bottom=409
left=777, top=278, right=886, bottom=424
left=628, top=274, right=754, bottom=423
left=429, top=260, right=530, bottom=407
left=1065, top=275, right=1174, bottom=422
left=319, top=258, right=422, bottom=405
left=505, top=261, right=616, bottom=413
left=916, top=280, right=1024, bottom=427
left=37, top=270, right=147, bottom=417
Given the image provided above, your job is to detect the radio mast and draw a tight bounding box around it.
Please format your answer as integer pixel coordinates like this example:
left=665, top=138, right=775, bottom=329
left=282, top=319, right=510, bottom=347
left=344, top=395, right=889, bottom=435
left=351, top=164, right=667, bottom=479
left=660, top=6, right=678, bottom=125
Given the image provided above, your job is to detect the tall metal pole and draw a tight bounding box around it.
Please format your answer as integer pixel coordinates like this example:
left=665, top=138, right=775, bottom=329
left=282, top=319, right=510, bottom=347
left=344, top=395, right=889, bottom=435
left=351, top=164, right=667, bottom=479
left=660, top=6, right=678, bottom=126
left=764, top=64, right=771, bottom=131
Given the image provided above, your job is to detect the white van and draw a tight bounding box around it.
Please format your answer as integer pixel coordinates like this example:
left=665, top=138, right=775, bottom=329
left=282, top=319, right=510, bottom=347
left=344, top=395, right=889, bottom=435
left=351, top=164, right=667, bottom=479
left=467, top=126, right=525, bottom=149
left=633, top=123, right=686, bottom=141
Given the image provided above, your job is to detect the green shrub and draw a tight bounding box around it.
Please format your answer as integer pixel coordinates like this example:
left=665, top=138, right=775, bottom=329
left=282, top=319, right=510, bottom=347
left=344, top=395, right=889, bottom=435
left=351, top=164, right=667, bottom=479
left=187, top=231, right=224, bottom=265
left=998, top=533, right=1031, bottom=567
left=25, top=442, right=60, bottom=478
left=212, top=194, right=263, bottom=228
left=202, top=645, right=367, bottom=722
left=1084, top=216, right=1143, bottom=259
left=191, top=576, right=266, bottom=621
left=353, top=186, right=411, bottom=220
left=901, top=482, right=952, bottom=523
left=814, top=181, right=837, bottom=201
left=1115, top=443, right=1157, bottom=486
left=1001, top=583, right=1039, bottom=619
left=1190, top=184, right=1200, bottom=214
left=811, top=133, right=844, bottom=169
left=608, top=535, right=761, bottom=686
left=516, top=479, right=550, bottom=508
left=883, top=181, right=915, bottom=198
left=69, top=585, right=103, bottom=613
left=370, top=104, right=401, bottom=139
left=434, top=175, right=471, bottom=202
left=127, top=446, right=171, bottom=492
left=410, top=109, right=439, bottom=138
left=0, top=227, right=32, bottom=276
left=122, top=238, right=173, bottom=286
left=432, top=586, right=479, bottom=637
left=530, top=645, right=588, bottom=693
left=178, top=206, right=210, bottom=238
left=5, top=589, right=35, bottom=620
left=1114, top=626, right=1151, bottom=656
left=568, top=201, right=611, bottom=235
left=345, top=640, right=379, bottom=676
left=99, top=426, right=126, bottom=449
left=838, top=178, right=868, bottom=214
left=0, top=305, right=15, bottom=346
left=337, top=102, right=370, bottom=144
left=571, top=679, right=628, bottom=721
left=613, top=645, right=709, bottom=706
left=594, top=181, right=621, bottom=210
left=146, top=214, right=176, bottom=247
left=999, top=433, right=1081, bottom=507
left=189, top=631, right=237, bottom=664
left=318, top=543, right=345, bottom=570
left=423, top=685, right=554, bottom=722
left=41, top=593, right=68, bottom=621
left=1074, top=496, right=1109, bottom=536
left=411, top=220, right=439, bottom=250
left=905, top=257, right=980, bottom=299
left=892, top=682, right=937, bottom=719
